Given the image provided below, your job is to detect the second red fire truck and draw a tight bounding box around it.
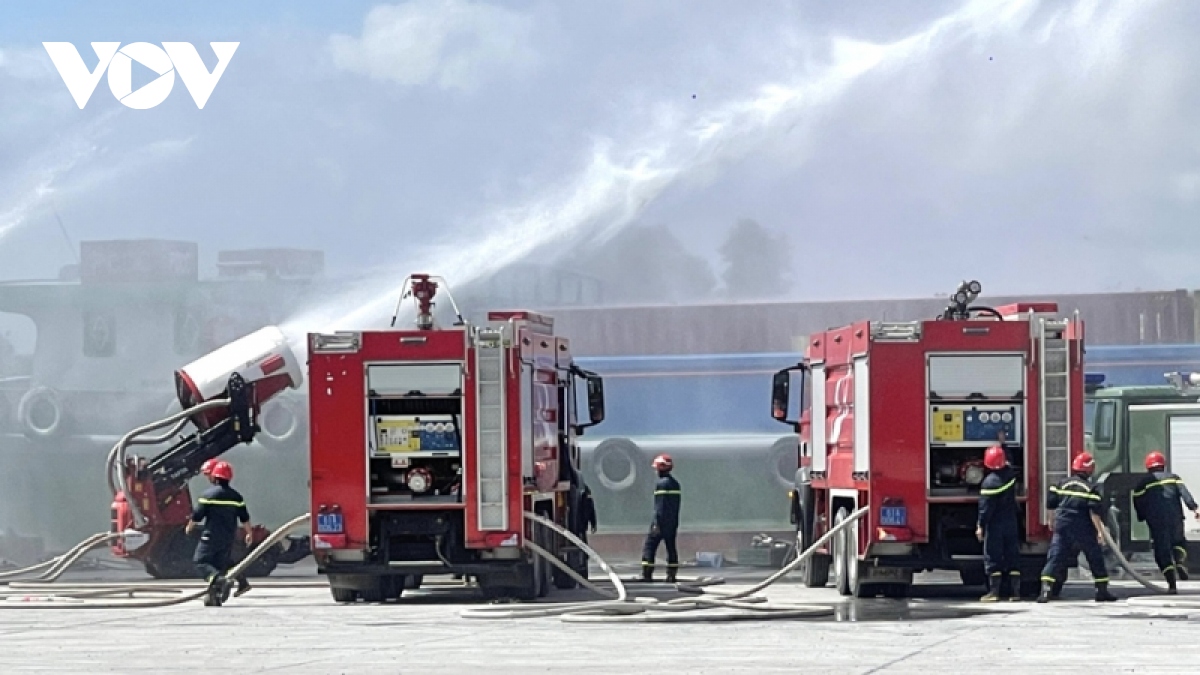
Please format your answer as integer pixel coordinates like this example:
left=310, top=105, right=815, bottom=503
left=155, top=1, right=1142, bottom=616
left=774, top=281, right=1085, bottom=598
left=306, top=274, right=606, bottom=602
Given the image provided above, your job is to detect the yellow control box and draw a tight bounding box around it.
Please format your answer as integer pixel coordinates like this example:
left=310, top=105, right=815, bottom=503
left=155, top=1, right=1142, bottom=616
left=375, top=418, right=421, bottom=453
left=931, top=408, right=964, bottom=442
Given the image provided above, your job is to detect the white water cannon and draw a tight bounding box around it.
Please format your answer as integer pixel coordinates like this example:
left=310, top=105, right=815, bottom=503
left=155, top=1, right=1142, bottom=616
left=174, top=326, right=304, bottom=430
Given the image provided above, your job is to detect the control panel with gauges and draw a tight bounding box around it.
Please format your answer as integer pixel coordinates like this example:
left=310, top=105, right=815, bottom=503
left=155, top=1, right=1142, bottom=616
left=373, top=415, right=461, bottom=456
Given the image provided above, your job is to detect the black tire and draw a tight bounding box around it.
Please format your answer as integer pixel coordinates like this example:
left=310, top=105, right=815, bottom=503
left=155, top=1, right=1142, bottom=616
left=554, top=561, right=580, bottom=590
left=330, top=587, right=358, bottom=603
left=880, top=583, right=910, bottom=599
left=533, top=555, right=547, bottom=599
left=796, top=503, right=830, bottom=588
left=359, top=587, right=385, bottom=603
left=959, top=566, right=988, bottom=588
left=804, top=554, right=832, bottom=588
left=833, top=507, right=852, bottom=597
left=404, top=575, right=423, bottom=590
left=381, top=576, right=405, bottom=601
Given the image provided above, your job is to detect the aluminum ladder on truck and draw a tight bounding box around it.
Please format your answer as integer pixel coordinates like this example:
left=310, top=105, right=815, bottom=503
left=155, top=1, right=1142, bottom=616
left=474, top=327, right=509, bottom=531
left=1038, top=318, right=1072, bottom=524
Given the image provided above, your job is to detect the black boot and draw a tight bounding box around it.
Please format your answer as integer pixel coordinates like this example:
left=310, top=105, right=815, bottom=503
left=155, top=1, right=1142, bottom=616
left=1037, top=580, right=1053, bottom=603
left=980, top=575, right=1000, bottom=602
left=234, top=576, right=252, bottom=598
left=1165, top=568, right=1179, bottom=595
left=641, top=564, right=654, bottom=582
left=665, top=567, right=677, bottom=584
left=205, top=575, right=228, bottom=607
left=1051, top=577, right=1065, bottom=599
left=1005, top=573, right=1021, bottom=602
left=1094, top=581, right=1117, bottom=602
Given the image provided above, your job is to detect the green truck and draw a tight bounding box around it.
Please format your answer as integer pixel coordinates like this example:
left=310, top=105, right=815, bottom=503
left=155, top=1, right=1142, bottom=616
left=1086, top=372, right=1200, bottom=564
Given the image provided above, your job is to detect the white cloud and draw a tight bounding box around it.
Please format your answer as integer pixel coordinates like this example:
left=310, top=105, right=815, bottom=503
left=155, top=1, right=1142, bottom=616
left=328, top=0, right=537, bottom=91
left=0, top=46, right=51, bottom=80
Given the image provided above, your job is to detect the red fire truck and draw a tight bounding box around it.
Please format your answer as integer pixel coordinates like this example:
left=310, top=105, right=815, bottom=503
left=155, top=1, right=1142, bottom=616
left=306, top=274, right=606, bottom=602
left=772, top=281, right=1085, bottom=598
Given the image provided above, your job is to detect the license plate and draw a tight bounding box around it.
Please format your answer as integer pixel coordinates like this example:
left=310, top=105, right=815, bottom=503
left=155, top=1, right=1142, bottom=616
left=880, top=506, right=907, bottom=527
left=865, top=566, right=909, bottom=582
left=316, top=513, right=343, bottom=534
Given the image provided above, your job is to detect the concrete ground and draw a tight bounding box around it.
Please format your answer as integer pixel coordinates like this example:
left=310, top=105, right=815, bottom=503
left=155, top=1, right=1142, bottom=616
left=1, top=560, right=1199, bottom=674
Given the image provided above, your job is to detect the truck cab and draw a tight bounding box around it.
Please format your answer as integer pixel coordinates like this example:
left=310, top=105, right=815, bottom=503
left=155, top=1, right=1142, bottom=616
left=1086, top=372, right=1200, bottom=561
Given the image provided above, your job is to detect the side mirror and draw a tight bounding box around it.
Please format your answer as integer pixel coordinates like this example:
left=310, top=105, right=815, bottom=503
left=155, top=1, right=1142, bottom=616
left=571, top=366, right=605, bottom=434
left=771, top=364, right=807, bottom=429
left=586, top=373, right=605, bottom=425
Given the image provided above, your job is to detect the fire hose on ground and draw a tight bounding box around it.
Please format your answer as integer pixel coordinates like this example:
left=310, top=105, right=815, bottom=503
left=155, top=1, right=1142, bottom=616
left=1099, top=524, right=1200, bottom=608
left=460, top=506, right=872, bottom=622
left=0, top=513, right=312, bottom=608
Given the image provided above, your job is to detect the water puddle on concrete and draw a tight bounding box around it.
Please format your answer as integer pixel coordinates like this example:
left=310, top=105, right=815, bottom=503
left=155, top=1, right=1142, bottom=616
left=1107, top=611, right=1200, bottom=624
left=829, top=600, right=1017, bottom=623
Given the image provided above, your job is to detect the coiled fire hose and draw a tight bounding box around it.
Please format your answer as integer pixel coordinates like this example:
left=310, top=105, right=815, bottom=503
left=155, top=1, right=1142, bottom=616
left=0, top=513, right=311, bottom=608
left=461, top=506, right=871, bottom=622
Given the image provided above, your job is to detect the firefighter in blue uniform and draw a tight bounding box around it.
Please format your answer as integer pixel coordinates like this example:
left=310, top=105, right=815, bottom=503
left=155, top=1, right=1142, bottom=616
left=1133, top=450, right=1200, bottom=595
left=186, top=460, right=255, bottom=606
left=976, top=445, right=1021, bottom=602
left=1037, top=452, right=1117, bottom=602
left=641, top=454, right=682, bottom=583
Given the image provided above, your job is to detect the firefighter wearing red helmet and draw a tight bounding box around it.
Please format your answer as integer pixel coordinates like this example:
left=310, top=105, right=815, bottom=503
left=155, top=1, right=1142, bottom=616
left=641, top=454, right=682, bottom=583
left=1132, top=450, right=1199, bottom=594
left=1037, top=452, right=1116, bottom=603
left=976, top=445, right=1020, bottom=602
left=185, top=460, right=254, bottom=606
left=200, top=458, right=218, bottom=483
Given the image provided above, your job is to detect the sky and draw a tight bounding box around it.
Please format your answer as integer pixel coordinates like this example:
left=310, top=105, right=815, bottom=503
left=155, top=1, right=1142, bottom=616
left=1, top=0, right=1200, bottom=326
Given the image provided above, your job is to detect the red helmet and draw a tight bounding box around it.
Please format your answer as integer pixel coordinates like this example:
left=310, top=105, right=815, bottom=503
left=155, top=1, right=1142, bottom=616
left=200, top=459, right=217, bottom=476
left=652, top=454, right=673, bottom=471
left=1071, top=453, right=1095, bottom=475
left=211, top=461, right=233, bottom=481
left=983, top=445, right=1007, bottom=470
left=1145, top=451, right=1167, bottom=471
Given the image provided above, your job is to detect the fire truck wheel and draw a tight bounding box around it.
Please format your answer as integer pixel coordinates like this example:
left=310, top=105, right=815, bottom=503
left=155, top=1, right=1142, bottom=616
left=536, top=555, right=551, bottom=598
left=359, top=582, right=386, bottom=603
left=958, top=566, right=987, bottom=588
left=796, top=507, right=830, bottom=588
left=380, top=576, right=405, bottom=601
left=330, top=586, right=358, bottom=603
left=17, top=386, right=66, bottom=440
left=833, top=507, right=852, bottom=596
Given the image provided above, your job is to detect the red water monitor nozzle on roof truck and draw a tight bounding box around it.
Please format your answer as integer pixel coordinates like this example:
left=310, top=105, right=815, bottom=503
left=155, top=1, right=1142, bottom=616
left=773, top=280, right=1087, bottom=598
